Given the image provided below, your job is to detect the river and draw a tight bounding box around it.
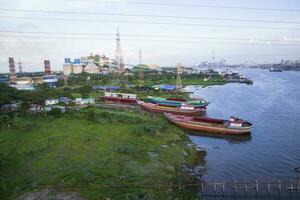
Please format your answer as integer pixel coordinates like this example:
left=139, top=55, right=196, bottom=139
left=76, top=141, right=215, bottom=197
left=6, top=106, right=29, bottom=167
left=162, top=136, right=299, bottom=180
left=186, top=68, right=300, bottom=182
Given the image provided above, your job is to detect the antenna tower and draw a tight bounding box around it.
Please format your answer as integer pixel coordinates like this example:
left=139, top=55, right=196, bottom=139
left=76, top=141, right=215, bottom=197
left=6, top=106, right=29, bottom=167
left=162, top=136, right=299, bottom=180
left=176, top=63, right=183, bottom=91
left=138, top=48, right=144, bottom=85
left=115, top=28, right=125, bottom=84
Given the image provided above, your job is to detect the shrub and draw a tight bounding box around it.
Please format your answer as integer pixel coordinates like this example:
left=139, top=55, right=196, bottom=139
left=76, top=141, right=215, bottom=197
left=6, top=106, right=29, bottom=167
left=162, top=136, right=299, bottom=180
left=47, top=108, right=62, bottom=118
left=86, top=110, right=96, bottom=122
left=18, top=121, right=37, bottom=132
left=114, top=145, right=135, bottom=155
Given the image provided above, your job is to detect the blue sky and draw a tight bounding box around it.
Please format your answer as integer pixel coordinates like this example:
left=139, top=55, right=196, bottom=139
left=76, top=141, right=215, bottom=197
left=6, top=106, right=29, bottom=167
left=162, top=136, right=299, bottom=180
left=0, top=0, right=300, bottom=72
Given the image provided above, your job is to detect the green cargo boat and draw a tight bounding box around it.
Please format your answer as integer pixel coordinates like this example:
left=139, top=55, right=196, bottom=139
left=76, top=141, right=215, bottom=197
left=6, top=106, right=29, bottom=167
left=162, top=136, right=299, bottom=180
left=149, top=96, right=209, bottom=108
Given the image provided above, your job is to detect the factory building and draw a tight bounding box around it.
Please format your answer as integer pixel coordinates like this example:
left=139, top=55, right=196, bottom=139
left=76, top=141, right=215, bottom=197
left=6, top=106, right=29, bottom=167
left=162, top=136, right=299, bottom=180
left=63, top=55, right=115, bottom=76
left=63, top=58, right=84, bottom=75
left=84, top=59, right=100, bottom=74
left=43, top=75, right=58, bottom=88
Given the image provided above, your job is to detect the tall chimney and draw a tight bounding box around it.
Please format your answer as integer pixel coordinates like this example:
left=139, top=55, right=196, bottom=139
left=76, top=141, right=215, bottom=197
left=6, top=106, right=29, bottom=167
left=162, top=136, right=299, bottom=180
left=9, top=57, right=17, bottom=84
left=44, top=60, right=51, bottom=75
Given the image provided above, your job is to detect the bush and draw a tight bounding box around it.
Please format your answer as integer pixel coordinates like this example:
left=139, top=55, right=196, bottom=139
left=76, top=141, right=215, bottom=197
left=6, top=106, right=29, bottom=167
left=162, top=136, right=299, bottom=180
left=114, top=145, right=135, bottom=155
left=47, top=108, right=62, bottom=118
left=86, top=110, right=96, bottom=122
left=18, top=121, right=37, bottom=132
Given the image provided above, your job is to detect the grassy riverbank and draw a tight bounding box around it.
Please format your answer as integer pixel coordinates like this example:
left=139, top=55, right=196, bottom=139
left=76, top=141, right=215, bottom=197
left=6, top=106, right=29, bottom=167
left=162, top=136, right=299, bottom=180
left=0, top=108, right=203, bottom=200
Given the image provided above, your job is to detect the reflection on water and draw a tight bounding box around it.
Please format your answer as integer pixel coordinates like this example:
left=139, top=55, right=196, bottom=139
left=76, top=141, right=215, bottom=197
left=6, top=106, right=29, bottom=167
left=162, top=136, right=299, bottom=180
left=187, top=130, right=252, bottom=144
left=187, top=69, right=300, bottom=181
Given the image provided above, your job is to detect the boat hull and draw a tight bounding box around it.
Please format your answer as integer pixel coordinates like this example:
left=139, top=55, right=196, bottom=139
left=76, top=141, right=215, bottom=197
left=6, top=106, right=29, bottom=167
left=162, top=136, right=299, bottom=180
left=165, top=114, right=251, bottom=135
left=139, top=102, right=205, bottom=115
left=101, top=96, right=137, bottom=104
left=149, top=97, right=209, bottom=108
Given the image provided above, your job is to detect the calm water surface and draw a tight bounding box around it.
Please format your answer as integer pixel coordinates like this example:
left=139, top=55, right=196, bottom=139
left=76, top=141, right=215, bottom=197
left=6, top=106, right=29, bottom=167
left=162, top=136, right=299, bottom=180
left=187, top=69, right=300, bottom=181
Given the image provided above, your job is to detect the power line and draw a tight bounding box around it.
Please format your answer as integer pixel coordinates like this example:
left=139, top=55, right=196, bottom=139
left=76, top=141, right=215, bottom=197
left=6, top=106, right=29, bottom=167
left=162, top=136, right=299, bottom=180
left=1, top=34, right=300, bottom=47
left=66, top=0, right=300, bottom=12
left=0, top=8, right=300, bottom=24
left=1, top=15, right=299, bottom=31
left=1, top=30, right=300, bottom=43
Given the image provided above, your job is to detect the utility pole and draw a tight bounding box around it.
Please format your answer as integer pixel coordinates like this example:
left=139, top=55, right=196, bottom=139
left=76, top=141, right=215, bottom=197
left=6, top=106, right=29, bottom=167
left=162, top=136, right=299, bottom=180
left=176, top=63, right=183, bottom=91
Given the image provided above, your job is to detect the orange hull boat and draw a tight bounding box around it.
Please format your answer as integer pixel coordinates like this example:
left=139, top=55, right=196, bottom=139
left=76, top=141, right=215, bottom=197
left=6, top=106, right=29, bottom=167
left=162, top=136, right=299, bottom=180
left=164, top=113, right=252, bottom=135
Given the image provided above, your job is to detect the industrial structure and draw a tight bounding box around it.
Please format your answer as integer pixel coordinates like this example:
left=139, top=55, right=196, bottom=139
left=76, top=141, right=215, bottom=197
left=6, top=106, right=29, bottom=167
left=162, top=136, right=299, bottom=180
left=63, top=55, right=114, bottom=76
left=9, top=57, right=17, bottom=84
left=44, top=60, right=51, bottom=75
left=17, top=58, right=24, bottom=73
left=176, top=63, right=183, bottom=91
left=114, top=28, right=125, bottom=82
left=138, top=48, right=144, bottom=85
left=42, top=75, right=58, bottom=88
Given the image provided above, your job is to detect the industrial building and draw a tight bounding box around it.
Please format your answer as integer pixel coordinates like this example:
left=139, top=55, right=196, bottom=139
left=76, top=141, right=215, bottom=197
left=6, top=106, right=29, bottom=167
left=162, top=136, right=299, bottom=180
left=63, top=54, right=115, bottom=76
left=63, top=58, right=84, bottom=75
left=42, top=75, right=58, bottom=88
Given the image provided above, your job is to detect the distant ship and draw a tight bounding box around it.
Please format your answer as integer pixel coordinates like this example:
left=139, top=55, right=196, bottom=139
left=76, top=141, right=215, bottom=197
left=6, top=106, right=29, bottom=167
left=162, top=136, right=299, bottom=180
left=269, top=68, right=282, bottom=72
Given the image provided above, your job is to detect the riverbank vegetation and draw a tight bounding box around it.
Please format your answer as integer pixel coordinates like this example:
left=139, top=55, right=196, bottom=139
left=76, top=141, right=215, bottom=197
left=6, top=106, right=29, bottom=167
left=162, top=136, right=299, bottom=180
left=66, top=72, right=228, bottom=87
left=0, top=108, right=204, bottom=199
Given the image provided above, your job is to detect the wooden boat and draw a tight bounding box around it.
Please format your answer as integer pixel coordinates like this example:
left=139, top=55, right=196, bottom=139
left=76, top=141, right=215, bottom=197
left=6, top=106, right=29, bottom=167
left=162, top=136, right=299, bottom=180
left=138, top=101, right=206, bottom=115
left=101, top=92, right=137, bottom=104
left=149, top=96, right=209, bottom=108
left=164, top=113, right=252, bottom=135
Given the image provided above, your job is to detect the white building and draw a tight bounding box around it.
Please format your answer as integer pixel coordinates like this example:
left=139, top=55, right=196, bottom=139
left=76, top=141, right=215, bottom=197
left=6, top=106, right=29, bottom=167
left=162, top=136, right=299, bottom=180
left=45, top=99, right=59, bottom=106
left=75, top=98, right=95, bottom=105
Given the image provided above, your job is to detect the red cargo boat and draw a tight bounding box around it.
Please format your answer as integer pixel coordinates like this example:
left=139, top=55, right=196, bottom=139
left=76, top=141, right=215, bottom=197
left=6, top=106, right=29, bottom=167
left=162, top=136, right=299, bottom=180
left=101, top=92, right=137, bottom=104
left=164, top=113, right=252, bottom=135
left=138, top=101, right=206, bottom=115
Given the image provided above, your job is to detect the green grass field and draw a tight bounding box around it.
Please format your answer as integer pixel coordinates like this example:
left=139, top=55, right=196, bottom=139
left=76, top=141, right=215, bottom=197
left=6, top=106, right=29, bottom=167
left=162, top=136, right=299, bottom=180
left=0, top=109, right=201, bottom=199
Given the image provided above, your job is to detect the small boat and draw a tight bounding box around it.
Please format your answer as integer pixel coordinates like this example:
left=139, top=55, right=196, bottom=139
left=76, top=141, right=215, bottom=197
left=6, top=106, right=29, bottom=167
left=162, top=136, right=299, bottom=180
left=101, top=92, right=137, bottom=104
left=138, top=101, right=206, bottom=115
left=164, top=113, right=252, bottom=135
left=149, top=96, right=209, bottom=108
left=269, top=68, right=282, bottom=72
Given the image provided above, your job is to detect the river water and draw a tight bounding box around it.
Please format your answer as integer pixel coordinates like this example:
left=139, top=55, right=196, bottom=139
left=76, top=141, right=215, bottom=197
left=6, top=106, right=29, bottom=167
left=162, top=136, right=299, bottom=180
left=186, top=69, right=300, bottom=182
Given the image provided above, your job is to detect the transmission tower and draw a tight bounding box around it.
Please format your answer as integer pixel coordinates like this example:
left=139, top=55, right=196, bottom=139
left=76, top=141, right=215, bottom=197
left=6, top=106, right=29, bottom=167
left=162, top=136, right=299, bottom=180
left=139, top=48, right=142, bottom=64
left=212, top=50, right=216, bottom=68
left=115, top=28, right=125, bottom=84
left=176, top=63, right=183, bottom=91
left=138, top=48, right=144, bottom=85
left=17, top=58, right=24, bottom=73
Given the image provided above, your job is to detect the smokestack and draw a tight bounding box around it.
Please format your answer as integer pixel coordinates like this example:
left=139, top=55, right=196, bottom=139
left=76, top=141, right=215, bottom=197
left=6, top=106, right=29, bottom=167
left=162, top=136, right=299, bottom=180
left=44, top=60, right=51, bottom=75
left=9, top=57, right=16, bottom=84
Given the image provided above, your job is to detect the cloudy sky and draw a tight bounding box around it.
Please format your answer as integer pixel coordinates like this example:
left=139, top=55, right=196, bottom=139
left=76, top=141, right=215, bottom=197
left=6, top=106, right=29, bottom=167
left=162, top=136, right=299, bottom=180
left=0, top=0, right=300, bottom=72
